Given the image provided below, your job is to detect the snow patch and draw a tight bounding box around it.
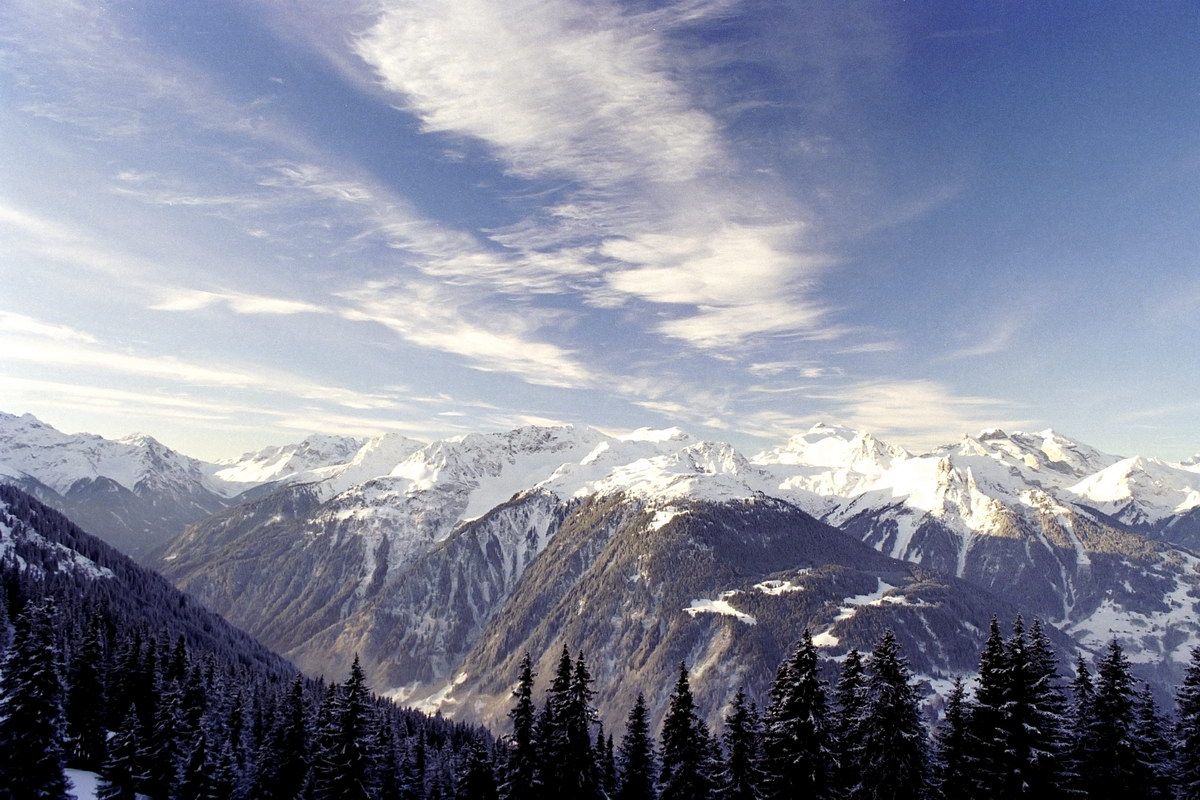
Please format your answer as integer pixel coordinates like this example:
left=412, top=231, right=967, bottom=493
left=684, top=591, right=757, bottom=625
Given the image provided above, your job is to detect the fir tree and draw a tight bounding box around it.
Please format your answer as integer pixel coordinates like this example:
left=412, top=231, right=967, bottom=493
left=502, top=653, right=540, bottom=800
left=721, top=687, right=763, bottom=800
left=66, top=616, right=108, bottom=770
left=616, top=692, right=656, bottom=800
left=659, top=662, right=714, bottom=800
left=762, top=630, right=833, bottom=800
left=932, top=677, right=972, bottom=800
left=966, top=616, right=1007, bottom=800
left=1176, top=645, right=1200, bottom=798
left=831, top=647, right=867, bottom=797
left=0, top=599, right=72, bottom=800
left=97, top=706, right=147, bottom=800
left=854, top=630, right=928, bottom=800
left=458, top=738, right=500, bottom=800
left=1131, top=683, right=1173, bottom=800
left=258, top=674, right=311, bottom=800
left=313, top=657, right=378, bottom=800
left=1079, top=640, right=1141, bottom=799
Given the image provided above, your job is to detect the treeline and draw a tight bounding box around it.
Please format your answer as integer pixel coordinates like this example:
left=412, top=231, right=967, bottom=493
left=0, top=551, right=491, bottom=799
left=496, top=619, right=1200, bottom=800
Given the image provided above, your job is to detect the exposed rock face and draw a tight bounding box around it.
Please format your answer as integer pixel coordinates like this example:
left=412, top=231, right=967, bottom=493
left=10, top=411, right=1199, bottom=727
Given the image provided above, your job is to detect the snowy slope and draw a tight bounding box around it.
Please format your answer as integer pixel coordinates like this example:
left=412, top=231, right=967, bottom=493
left=0, top=412, right=217, bottom=496
left=210, top=434, right=367, bottom=487
left=1067, top=456, right=1200, bottom=525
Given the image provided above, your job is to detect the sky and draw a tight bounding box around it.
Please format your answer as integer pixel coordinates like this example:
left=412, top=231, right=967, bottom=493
left=1, top=0, right=1198, bottom=462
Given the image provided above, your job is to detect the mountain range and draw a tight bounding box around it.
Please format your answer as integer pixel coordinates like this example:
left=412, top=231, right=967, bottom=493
left=3, top=409, right=1199, bottom=729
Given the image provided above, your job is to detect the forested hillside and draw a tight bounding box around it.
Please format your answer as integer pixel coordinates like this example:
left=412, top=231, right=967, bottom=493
left=0, top=486, right=492, bottom=799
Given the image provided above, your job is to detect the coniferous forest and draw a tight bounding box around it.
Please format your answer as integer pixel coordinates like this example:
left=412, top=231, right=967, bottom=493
left=5, top=487, right=1200, bottom=799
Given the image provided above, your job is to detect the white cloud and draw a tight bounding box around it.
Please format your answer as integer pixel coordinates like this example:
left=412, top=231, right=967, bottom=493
left=801, top=379, right=1028, bottom=451
left=339, top=280, right=596, bottom=390
left=0, top=311, right=97, bottom=344
left=0, top=314, right=408, bottom=412
left=353, top=0, right=724, bottom=187
left=150, top=289, right=324, bottom=316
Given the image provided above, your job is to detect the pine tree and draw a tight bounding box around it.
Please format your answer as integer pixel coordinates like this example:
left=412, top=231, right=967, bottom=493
left=258, top=674, right=311, bottom=800
left=540, top=645, right=575, bottom=795
left=659, top=662, right=714, bottom=800
left=721, top=687, right=763, bottom=800
left=97, top=706, right=147, bottom=800
left=1078, top=640, right=1141, bottom=799
left=144, top=675, right=186, bottom=799
left=831, top=647, right=867, bottom=797
left=1023, top=619, right=1070, bottom=794
left=313, top=657, right=378, bottom=800
left=966, top=616, right=1007, bottom=800
left=564, top=650, right=604, bottom=798
left=66, top=616, right=108, bottom=770
left=457, top=738, right=500, bottom=800
left=854, top=630, right=928, bottom=800
left=616, top=692, right=656, bottom=800
left=174, top=728, right=219, bottom=800
left=932, top=677, right=972, bottom=800
left=1131, top=683, right=1173, bottom=800
left=540, top=647, right=602, bottom=798
left=1066, top=654, right=1097, bottom=796
left=0, top=599, right=72, bottom=800
left=762, top=630, right=833, bottom=799
left=1176, top=645, right=1200, bottom=798
left=596, top=722, right=618, bottom=797
left=502, top=653, right=540, bottom=800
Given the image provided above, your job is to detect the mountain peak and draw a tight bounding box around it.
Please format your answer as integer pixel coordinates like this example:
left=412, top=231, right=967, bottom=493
left=619, top=426, right=691, bottom=443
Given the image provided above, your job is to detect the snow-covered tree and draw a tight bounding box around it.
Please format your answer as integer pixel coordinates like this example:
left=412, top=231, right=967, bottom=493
left=762, top=630, right=833, bottom=800
left=853, top=630, right=927, bottom=800
left=0, top=599, right=72, bottom=800
left=502, top=653, right=539, bottom=800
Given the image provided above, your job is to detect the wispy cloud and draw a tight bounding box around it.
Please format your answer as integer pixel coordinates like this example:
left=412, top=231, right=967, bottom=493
left=802, top=379, right=1028, bottom=450
left=0, top=313, right=408, bottom=412
left=339, top=280, right=597, bottom=390
left=341, top=0, right=842, bottom=350
left=150, top=289, right=324, bottom=316
left=354, top=0, right=724, bottom=187
left=0, top=311, right=97, bottom=344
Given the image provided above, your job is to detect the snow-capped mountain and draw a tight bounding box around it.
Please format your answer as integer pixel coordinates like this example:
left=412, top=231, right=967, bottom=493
left=154, top=419, right=1198, bottom=727
left=1067, top=456, right=1200, bottom=525
left=0, top=412, right=230, bottom=558
left=7, top=409, right=1200, bottom=727
left=211, top=434, right=367, bottom=488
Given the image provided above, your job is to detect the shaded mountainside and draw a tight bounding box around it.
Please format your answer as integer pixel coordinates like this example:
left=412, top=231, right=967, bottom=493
left=0, top=412, right=231, bottom=559
left=438, top=496, right=1061, bottom=730
left=162, top=481, right=1067, bottom=730
left=0, top=483, right=291, bottom=676
left=0, top=484, right=498, bottom=799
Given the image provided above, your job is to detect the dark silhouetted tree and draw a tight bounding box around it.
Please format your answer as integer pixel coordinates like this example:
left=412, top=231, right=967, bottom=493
left=616, top=693, right=656, bottom=800
left=762, top=630, right=833, bottom=800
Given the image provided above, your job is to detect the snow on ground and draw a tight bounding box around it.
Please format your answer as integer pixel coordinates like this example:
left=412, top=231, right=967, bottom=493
left=1067, top=569, right=1200, bottom=664
left=753, top=571, right=810, bottom=595
left=65, top=769, right=101, bottom=800
left=684, top=591, right=757, bottom=625
left=811, top=580, right=928, bottom=648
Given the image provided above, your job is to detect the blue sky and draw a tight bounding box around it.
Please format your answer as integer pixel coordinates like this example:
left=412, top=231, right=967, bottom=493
left=1, top=0, right=1197, bottom=461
